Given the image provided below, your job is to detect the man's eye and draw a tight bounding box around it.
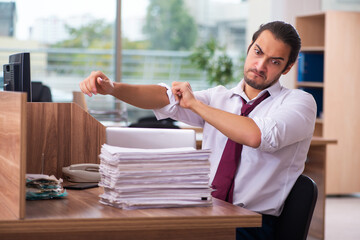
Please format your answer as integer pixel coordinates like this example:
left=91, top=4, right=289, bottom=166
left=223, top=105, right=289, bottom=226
left=272, top=59, right=280, bottom=65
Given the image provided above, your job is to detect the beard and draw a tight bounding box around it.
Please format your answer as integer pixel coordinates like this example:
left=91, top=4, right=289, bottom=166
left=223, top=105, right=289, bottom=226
left=244, top=68, right=281, bottom=90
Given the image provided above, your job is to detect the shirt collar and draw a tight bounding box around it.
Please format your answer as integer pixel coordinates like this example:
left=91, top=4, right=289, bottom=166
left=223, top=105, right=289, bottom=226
left=231, top=79, right=282, bottom=102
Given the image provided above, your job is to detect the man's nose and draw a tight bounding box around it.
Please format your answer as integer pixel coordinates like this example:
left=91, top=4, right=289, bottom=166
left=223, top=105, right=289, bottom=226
left=256, top=58, right=267, bottom=72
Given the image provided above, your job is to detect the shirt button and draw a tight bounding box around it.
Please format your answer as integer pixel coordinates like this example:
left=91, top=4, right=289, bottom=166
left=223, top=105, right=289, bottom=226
left=238, top=203, right=245, bottom=207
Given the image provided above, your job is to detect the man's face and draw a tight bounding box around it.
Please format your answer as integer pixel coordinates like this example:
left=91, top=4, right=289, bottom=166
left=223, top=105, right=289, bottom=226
left=243, top=30, right=292, bottom=90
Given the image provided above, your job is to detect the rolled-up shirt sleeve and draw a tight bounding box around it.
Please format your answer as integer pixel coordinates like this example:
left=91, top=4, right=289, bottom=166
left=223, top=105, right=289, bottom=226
left=253, top=90, right=317, bottom=153
left=153, top=83, right=205, bottom=127
left=152, top=83, right=179, bottom=119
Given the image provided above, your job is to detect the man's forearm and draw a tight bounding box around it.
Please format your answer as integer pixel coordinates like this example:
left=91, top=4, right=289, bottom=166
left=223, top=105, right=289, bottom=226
left=110, top=83, right=170, bottom=109
left=190, top=100, right=261, bottom=148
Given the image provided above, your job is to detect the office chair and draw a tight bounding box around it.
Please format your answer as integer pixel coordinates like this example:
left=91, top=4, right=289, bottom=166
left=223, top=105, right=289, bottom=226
left=31, top=81, right=52, bottom=102
left=275, top=174, right=318, bottom=240
left=129, top=116, right=180, bottom=129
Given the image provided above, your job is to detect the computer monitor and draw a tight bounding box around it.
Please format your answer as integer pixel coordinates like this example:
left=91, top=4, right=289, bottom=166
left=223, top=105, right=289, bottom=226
left=3, top=52, right=32, bottom=102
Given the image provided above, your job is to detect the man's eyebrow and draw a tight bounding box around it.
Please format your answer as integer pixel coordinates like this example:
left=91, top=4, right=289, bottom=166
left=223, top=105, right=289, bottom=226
left=255, top=44, right=285, bottom=61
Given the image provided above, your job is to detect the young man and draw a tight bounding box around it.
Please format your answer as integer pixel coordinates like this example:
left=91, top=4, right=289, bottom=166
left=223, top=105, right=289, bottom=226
left=80, top=21, right=316, bottom=239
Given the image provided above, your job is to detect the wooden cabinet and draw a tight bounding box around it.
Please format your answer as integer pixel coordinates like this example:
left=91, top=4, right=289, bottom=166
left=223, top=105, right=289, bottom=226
left=296, top=11, right=360, bottom=194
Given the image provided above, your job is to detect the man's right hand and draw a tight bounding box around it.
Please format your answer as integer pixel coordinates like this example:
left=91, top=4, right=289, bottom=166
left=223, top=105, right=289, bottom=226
left=171, top=81, right=198, bottom=110
left=79, top=71, right=114, bottom=97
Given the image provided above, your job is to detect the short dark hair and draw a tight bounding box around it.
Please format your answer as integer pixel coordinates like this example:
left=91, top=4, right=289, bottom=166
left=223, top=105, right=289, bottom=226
left=247, top=21, right=301, bottom=71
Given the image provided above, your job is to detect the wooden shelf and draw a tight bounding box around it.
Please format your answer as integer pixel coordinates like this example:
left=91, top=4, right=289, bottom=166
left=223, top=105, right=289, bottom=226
left=296, top=13, right=325, bottom=47
left=316, top=118, right=323, bottom=124
left=296, top=82, right=324, bottom=88
left=301, top=46, right=325, bottom=52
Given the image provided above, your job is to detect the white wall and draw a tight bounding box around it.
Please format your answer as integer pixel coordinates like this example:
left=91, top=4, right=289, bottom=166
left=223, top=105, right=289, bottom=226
left=247, top=0, right=271, bottom=47
left=322, top=0, right=360, bottom=11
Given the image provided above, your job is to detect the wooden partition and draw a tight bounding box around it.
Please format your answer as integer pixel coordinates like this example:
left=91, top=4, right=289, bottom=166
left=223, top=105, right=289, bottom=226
left=0, top=92, right=106, bottom=220
left=26, top=102, right=106, bottom=178
left=0, top=92, right=27, bottom=220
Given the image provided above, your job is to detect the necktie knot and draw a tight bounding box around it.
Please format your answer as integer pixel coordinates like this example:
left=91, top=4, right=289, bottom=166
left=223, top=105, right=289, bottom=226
left=241, top=91, right=270, bottom=116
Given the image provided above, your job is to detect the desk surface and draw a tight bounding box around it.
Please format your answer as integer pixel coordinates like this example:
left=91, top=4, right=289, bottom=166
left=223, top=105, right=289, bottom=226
left=0, top=187, right=261, bottom=240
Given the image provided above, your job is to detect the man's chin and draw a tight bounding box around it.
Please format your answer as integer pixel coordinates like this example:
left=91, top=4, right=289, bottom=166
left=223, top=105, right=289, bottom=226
left=244, top=78, right=265, bottom=90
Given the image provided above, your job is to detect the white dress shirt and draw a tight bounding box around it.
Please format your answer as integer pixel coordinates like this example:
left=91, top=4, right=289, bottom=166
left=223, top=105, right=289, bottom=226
left=153, top=80, right=317, bottom=216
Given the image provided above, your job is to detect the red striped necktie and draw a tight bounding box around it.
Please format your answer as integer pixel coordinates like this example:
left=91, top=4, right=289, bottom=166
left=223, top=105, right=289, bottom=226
left=211, top=91, right=270, bottom=203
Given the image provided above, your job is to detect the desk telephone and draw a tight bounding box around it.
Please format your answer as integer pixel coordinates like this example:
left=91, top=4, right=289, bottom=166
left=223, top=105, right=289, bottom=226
left=62, top=163, right=100, bottom=183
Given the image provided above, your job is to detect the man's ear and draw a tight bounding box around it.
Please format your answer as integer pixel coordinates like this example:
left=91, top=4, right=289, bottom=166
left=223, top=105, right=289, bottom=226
left=282, top=63, right=294, bottom=75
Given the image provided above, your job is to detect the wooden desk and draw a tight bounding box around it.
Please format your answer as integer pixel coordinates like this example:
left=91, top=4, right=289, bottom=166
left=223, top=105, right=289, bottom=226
left=0, top=95, right=261, bottom=240
left=303, top=137, right=336, bottom=240
left=0, top=187, right=261, bottom=240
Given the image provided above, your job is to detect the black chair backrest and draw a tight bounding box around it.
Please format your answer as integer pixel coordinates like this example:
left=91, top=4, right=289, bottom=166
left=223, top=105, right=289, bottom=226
left=31, top=81, right=52, bottom=102
left=129, top=116, right=179, bottom=129
left=275, top=174, right=318, bottom=240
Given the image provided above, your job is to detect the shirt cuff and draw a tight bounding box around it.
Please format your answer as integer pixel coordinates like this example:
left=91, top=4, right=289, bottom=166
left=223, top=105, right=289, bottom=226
left=153, top=83, right=179, bottom=120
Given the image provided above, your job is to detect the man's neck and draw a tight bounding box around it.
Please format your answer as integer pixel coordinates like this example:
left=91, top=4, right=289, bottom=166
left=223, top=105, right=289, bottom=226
left=244, top=84, right=262, bottom=100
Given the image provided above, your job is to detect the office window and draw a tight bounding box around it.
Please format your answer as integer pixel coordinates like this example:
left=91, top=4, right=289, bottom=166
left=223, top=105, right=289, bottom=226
left=0, top=0, right=118, bottom=116
left=0, top=0, right=248, bottom=125
left=121, top=0, right=248, bottom=122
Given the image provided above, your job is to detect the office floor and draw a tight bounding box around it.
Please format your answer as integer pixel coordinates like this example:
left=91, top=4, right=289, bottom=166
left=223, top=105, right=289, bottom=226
left=323, top=194, right=360, bottom=240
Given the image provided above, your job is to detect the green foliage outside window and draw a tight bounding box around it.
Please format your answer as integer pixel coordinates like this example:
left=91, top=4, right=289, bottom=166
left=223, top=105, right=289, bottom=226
left=189, top=38, right=244, bottom=87
left=53, top=19, right=114, bottom=49
left=49, top=19, right=114, bottom=76
left=142, top=0, right=197, bottom=51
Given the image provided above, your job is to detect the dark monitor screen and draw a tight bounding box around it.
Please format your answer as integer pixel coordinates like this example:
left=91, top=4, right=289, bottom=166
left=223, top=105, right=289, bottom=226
left=3, top=52, right=32, bottom=102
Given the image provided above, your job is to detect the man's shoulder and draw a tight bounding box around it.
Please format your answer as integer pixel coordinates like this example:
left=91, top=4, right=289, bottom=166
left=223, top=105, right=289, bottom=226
left=276, top=87, right=317, bottom=109
left=280, top=87, right=315, bottom=99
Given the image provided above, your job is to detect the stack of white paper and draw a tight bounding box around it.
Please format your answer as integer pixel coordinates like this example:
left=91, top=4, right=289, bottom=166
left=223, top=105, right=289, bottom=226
left=98, top=144, right=212, bottom=209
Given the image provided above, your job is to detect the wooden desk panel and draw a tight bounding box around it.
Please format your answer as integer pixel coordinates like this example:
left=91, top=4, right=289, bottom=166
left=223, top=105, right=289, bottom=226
left=26, top=103, right=106, bottom=178
left=0, top=92, right=27, bottom=220
left=0, top=187, right=261, bottom=240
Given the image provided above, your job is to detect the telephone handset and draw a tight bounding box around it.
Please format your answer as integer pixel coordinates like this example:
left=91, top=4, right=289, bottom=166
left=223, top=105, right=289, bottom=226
left=62, top=163, right=100, bottom=183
